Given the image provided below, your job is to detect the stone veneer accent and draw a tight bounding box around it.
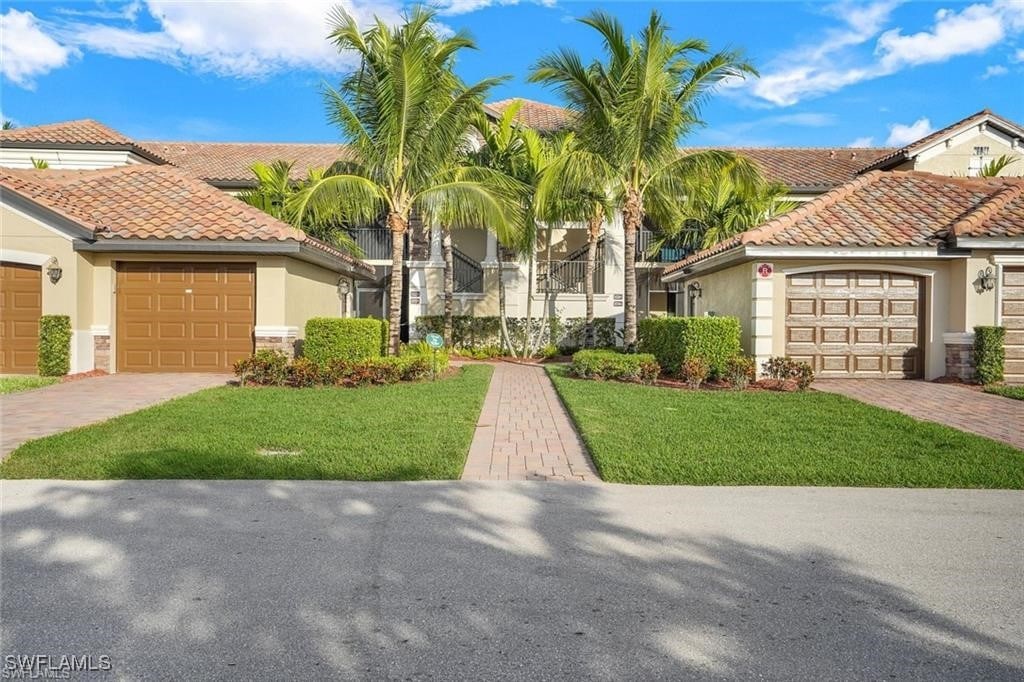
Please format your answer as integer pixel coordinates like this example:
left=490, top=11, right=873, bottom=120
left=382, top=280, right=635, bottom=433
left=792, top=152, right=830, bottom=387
left=93, top=334, right=110, bottom=373
left=255, top=335, right=297, bottom=359
left=945, top=342, right=975, bottom=382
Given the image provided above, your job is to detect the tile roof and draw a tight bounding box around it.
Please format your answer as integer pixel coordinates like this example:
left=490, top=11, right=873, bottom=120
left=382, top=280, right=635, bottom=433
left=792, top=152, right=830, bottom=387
left=663, top=171, right=1024, bottom=275
left=137, top=141, right=349, bottom=185
left=858, top=108, right=1024, bottom=173
left=683, top=146, right=894, bottom=190
left=485, top=98, right=574, bottom=132
left=0, top=165, right=372, bottom=275
left=0, top=119, right=135, bottom=146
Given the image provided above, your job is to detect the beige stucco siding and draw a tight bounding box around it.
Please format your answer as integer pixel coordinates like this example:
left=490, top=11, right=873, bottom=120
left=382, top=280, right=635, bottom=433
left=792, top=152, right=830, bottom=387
left=684, top=263, right=754, bottom=349
left=914, top=132, right=1023, bottom=177
left=284, top=257, right=345, bottom=335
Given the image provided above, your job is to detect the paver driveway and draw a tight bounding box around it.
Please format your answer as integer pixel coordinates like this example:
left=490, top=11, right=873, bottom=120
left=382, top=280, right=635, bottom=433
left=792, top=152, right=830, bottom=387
left=0, top=373, right=228, bottom=457
left=815, top=379, right=1024, bottom=450
left=462, top=362, right=598, bottom=481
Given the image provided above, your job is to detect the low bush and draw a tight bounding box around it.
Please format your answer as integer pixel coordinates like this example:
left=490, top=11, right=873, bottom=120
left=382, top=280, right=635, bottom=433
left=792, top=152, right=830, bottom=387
left=285, top=357, right=321, bottom=388
left=451, top=345, right=503, bottom=359
left=761, top=356, right=815, bottom=390
left=637, top=316, right=741, bottom=376
left=973, top=326, right=1005, bottom=385
left=415, top=315, right=618, bottom=352
left=724, top=355, right=756, bottom=390
left=304, top=317, right=384, bottom=366
left=569, top=350, right=660, bottom=385
left=38, top=315, right=72, bottom=376
left=234, top=349, right=290, bottom=386
left=679, top=357, right=710, bottom=389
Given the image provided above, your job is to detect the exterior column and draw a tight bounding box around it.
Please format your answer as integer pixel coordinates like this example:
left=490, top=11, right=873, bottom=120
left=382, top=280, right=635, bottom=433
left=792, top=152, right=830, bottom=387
left=482, top=231, right=498, bottom=267
left=429, top=227, right=443, bottom=265
left=751, top=262, right=775, bottom=375
left=943, top=332, right=976, bottom=381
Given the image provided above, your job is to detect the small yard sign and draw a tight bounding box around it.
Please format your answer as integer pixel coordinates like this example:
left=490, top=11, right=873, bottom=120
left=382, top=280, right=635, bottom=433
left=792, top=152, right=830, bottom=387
left=425, top=333, right=444, bottom=349
left=757, top=263, right=774, bottom=279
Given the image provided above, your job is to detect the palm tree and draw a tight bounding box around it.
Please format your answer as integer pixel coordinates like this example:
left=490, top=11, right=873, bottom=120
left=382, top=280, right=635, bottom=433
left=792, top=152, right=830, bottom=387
left=531, top=10, right=759, bottom=347
left=239, top=160, right=360, bottom=255
left=980, top=154, right=1019, bottom=177
left=30, top=157, right=49, bottom=169
left=2, top=120, right=15, bottom=130
left=290, top=6, right=517, bottom=354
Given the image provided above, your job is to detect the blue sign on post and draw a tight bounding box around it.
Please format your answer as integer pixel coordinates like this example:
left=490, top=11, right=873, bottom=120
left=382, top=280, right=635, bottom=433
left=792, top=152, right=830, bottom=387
left=425, top=333, right=444, bottom=349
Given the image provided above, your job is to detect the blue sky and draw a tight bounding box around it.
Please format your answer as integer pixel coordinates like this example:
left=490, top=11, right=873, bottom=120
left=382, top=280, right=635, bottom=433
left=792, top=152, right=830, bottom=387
left=2, top=1, right=1023, bottom=148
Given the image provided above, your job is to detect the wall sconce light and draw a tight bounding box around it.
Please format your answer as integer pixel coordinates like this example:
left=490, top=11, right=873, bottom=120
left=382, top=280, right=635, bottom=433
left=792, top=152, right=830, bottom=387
left=45, top=257, right=62, bottom=284
left=977, top=267, right=996, bottom=292
left=337, top=278, right=352, bottom=297
left=688, top=282, right=702, bottom=298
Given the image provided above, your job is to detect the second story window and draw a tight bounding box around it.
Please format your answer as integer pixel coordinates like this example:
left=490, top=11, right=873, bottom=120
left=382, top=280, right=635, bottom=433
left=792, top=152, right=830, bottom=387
left=968, top=146, right=990, bottom=176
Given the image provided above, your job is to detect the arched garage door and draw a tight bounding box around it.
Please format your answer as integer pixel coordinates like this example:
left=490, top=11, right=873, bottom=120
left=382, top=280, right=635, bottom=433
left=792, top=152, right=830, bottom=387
left=785, top=270, right=923, bottom=379
left=0, top=262, right=42, bottom=374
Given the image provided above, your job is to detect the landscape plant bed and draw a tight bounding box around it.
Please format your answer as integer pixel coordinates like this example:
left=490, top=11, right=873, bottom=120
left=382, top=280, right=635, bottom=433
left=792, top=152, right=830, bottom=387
left=984, top=385, right=1024, bottom=401
left=0, top=365, right=493, bottom=480
left=547, top=366, right=1024, bottom=488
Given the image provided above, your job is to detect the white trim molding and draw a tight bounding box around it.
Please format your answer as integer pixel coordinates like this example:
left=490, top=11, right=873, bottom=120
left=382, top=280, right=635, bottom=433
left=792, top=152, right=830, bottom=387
left=989, top=254, right=1024, bottom=265
left=942, top=332, right=975, bottom=345
left=0, top=248, right=52, bottom=266
left=750, top=262, right=774, bottom=374
left=780, top=262, right=939, bottom=278
left=90, top=325, right=111, bottom=336
left=254, top=325, right=299, bottom=338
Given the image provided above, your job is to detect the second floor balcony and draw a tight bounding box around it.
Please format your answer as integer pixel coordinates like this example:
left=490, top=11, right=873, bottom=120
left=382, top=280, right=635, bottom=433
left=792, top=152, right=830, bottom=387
left=635, top=229, right=689, bottom=264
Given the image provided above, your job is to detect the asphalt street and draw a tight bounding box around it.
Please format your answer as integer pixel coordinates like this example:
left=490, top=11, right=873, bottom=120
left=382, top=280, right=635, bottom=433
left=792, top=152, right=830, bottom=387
left=1, top=481, right=1021, bottom=680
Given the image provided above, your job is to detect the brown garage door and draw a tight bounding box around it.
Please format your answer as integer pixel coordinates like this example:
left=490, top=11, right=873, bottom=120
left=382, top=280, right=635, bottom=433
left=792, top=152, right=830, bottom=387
left=0, top=262, right=43, bottom=374
left=786, top=270, right=923, bottom=379
left=117, top=263, right=254, bottom=372
left=1002, top=267, right=1024, bottom=384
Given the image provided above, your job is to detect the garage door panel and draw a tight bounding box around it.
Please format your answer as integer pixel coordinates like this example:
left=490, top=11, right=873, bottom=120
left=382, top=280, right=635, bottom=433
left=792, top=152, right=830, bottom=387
left=0, top=262, right=42, bottom=374
left=117, top=263, right=254, bottom=372
left=786, top=270, right=922, bottom=379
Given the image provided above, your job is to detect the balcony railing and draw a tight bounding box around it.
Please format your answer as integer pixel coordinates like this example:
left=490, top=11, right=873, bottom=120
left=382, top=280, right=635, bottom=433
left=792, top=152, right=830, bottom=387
left=347, top=227, right=393, bottom=261
left=635, top=229, right=689, bottom=263
left=453, top=247, right=483, bottom=293
left=536, top=259, right=605, bottom=294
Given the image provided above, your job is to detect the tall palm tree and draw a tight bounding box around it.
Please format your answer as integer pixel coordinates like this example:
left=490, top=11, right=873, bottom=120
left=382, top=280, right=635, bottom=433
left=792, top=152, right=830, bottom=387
left=290, top=7, right=517, bottom=354
left=239, top=160, right=360, bottom=255
left=531, top=10, right=759, bottom=347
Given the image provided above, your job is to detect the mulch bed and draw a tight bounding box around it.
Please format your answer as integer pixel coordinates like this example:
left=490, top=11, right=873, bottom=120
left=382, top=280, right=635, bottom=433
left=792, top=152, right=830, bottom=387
left=61, top=370, right=109, bottom=383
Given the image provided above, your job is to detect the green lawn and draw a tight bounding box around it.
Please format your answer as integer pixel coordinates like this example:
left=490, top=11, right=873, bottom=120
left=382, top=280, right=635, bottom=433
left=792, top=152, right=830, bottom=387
left=548, top=366, right=1024, bottom=488
left=0, top=376, right=60, bottom=394
left=984, top=384, right=1024, bottom=401
left=1, top=365, right=493, bottom=480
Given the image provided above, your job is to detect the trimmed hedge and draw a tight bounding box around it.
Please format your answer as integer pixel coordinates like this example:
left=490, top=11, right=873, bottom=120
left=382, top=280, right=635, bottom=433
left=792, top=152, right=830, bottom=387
left=414, top=315, right=617, bottom=352
left=637, top=316, right=741, bottom=376
left=304, top=317, right=384, bottom=366
left=234, top=348, right=448, bottom=388
left=38, top=315, right=72, bottom=376
left=974, top=325, right=1005, bottom=385
left=569, top=350, right=660, bottom=384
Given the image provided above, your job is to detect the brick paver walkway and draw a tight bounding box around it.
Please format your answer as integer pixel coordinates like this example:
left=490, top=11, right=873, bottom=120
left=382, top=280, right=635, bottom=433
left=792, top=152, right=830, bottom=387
left=462, top=362, right=598, bottom=481
left=1, top=373, right=228, bottom=457
left=815, top=379, right=1024, bottom=450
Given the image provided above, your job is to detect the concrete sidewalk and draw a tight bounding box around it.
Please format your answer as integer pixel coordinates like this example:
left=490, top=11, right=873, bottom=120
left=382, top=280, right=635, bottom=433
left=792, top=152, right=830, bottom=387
left=2, top=481, right=1021, bottom=680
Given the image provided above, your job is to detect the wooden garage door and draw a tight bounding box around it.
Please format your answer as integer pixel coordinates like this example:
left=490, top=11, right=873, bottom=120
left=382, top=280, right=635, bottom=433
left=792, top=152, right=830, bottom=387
left=786, top=271, right=923, bottom=379
left=1002, top=267, right=1024, bottom=384
left=0, top=262, right=43, bottom=374
left=117, top=263, right=254, bottom=372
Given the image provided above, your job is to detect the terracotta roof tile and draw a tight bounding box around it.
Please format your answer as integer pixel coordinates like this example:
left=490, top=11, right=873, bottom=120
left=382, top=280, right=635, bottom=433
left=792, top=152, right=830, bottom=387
left=485, top=98, right=574, bottom=132
left=664, top=171, right=1024, bottom=274
left=137, top=141, right=349, bottom=185
left=0, top=165, right=372, bottom=275
left=683, top=146, right=894, bottom=189
left=0, top=119, right=134, bottom=146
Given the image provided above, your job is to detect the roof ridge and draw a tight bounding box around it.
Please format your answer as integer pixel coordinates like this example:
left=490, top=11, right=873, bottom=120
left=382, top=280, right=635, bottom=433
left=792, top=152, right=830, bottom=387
left=951, top=180, right=1024, bottom=237
left=140, top=140, right=344, bottom=147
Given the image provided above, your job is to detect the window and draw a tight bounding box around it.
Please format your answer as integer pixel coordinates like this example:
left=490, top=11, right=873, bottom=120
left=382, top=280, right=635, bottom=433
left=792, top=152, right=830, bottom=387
left=968, top=146, right=990, bottom=176
left=973, top=146, right=990, bottom=156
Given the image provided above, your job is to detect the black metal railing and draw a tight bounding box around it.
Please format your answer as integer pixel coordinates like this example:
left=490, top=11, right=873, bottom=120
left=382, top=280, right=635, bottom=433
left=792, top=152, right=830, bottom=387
left=453, top=247, right=483, bottom=293
left=537, top=240, right=605, bottom=294
left=347, top=227, right=393, bottom=260
left=635, top=229, right=689, bottom=263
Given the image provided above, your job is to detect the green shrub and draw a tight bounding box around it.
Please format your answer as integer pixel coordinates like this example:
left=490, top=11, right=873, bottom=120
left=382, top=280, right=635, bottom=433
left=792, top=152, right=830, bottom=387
left=761, top=356, right=815, bottom=390
left=285, top=357, right=321, bottom=388
left=679, top=356, right=710, bottom=389
left=570, top=350, right=660, bottom=384
left=974, top=326, right=1005, bottom=385
left=37, top=315, right=72, bottom=376
left=724, top=355, right=756, bottom=389
left=234, top=350, right=289, bottom=386
left=304, top=317, right=384, bottom=366
left=414, top=315, right=618, bottom=352
left=637, top=316, right=741, bottom=376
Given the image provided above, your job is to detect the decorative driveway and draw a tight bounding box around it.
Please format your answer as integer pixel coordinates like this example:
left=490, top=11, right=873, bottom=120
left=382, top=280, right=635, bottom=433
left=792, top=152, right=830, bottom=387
left=1, top=373, right=229, bottom=457
left=815, top=380, right=1024, bottom=450
left=462, top=362, right=598, bottom=481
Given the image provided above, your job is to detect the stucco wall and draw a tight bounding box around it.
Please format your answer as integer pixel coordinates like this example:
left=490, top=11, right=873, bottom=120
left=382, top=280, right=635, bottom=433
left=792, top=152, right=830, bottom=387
left=684, top=263, right=754, bottom=349
left=914, top=132, right=1023, bottom=177
left=284, top=257, right=345, bottom=334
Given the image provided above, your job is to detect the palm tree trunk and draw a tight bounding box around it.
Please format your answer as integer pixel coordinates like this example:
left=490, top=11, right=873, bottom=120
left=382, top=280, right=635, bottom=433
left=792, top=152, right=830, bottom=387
left=583, top=207, right=603, bottom=348
left=442, top=229, right=454, bottom=346
left=622, top=189, right=642, bottom=349
left=387, top=212, right=407, bottom=356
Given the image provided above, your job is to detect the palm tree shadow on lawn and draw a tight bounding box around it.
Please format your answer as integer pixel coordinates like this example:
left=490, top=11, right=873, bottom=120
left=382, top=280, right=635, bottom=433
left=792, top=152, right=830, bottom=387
left=1, top=481, right=1020, bottom=679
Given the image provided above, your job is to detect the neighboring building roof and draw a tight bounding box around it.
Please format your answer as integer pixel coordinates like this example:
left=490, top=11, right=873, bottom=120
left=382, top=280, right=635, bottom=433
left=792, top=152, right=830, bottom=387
left=681, top=146, right=894, bottom=191
left=137, top=141, right=349, bottom=186
left=0, top=119, right=134, bottom=147
left=858, top=108, right=1024, bottom=173
left=0, top=165, right=373, bottom=276
left=663, top=171, right=1024, bottom=275
left=485, top=98, right=574, bottom=132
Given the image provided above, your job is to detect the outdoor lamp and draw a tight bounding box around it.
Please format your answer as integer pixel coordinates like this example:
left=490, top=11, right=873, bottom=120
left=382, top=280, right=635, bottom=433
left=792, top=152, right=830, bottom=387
left=978, top=267, right=996, bottom=292
left=688, top=282, right=702, bottom=298
left=45, top=257, right=62, bottom=284
left=337, top=278, right=352, bottom=297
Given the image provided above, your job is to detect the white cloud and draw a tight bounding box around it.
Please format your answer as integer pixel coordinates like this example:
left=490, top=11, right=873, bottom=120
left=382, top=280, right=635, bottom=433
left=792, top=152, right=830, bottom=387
left=0, top=9, right=77, bottom=88
left=981, top=64, right=1009, bottom=79
left=744, top=0, right=1024, bottom=107
left=848, top=136, right=875, bottom=147
left=438, top=0, right=555, bottom=15
left=885, top=117, right=933, bottom=146
left=1013, top=48, right=1024, bottom=63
